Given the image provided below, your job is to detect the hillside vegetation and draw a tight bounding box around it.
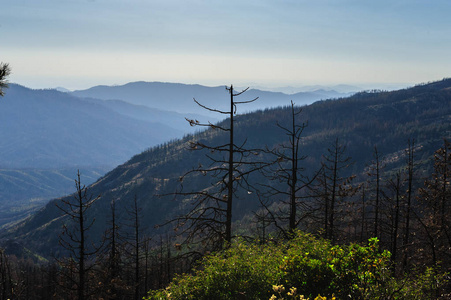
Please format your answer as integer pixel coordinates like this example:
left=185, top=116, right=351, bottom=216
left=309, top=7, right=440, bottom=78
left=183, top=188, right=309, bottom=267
left=5, top=79, right=449, bottom=253
left=147, top=231, right=444, bottom=300
left=0, top=79, right=449, bottom=299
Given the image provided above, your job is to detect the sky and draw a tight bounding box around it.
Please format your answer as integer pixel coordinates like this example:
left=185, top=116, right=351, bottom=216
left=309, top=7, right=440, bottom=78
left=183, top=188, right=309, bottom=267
left=2, top=0, right=451, bottom=91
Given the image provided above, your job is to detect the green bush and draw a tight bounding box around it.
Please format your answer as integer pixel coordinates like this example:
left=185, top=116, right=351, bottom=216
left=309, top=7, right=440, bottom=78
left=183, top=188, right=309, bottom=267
left=145, top=231, right=448, bottom=300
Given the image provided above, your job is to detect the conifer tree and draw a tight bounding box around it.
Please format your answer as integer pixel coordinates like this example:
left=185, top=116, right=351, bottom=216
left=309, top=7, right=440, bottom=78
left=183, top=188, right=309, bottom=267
left=0, top=62, right=11, bottom=97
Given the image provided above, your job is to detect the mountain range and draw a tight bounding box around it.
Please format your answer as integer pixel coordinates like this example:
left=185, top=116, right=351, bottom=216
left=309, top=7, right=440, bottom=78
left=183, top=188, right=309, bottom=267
left=2, top=78, right=450, bottom=258
left=0, top=84, right=190, bottom=213
left=71, top=81, right=353, bottom=117
left=0, top=82, right=346, bottom=227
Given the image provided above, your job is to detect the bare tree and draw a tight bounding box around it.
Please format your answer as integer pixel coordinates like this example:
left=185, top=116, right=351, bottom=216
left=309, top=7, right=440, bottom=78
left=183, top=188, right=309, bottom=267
left=315, top=138, right=357, bottom=243
left=56, top=170, right=101, bottom=300
left=402, top=139, right=415, bottom=270
left=384, top=171, right=403, bottom=266
left=172, top=85, right=258, bottom=249
left=123, top=195, right=151, bottom=300
left=257, top=101, right=317, bottom=239
left=367, top=146, right=384, bottom=238
left=99, top=198, right=128, bottom=299
left=417, top=139, right=450, bottom=267
left=0, top=249, right=14, bottom=300
left=359, top=184, right=368, bottom=243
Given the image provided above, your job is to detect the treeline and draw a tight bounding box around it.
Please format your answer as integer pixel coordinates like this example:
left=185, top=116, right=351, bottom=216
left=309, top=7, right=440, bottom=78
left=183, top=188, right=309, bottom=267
left=0, top=191, right=185, bottom=299
left=0, top=127, right=445, bottom=299
left=0, top=136, right=449, bottom=300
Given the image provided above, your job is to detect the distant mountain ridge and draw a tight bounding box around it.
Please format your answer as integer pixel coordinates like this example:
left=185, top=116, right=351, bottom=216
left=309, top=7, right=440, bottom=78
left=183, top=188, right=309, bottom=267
left=71, top=81, right=353, bottom=117
left=0, top=81, right=346, bottom=218
left=0, top=84, right=201, bottom=221
left=0, top=84, right=183, bottom=169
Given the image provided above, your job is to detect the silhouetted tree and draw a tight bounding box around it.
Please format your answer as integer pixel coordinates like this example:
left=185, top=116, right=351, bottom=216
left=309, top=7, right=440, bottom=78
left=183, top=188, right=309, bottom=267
left=0, top=249, right=14, bottom=300
left=316, top=138, right=357, bottom=243
left=123, top=195, right=150, bottom=300
left=99, top=198, right=128, bottom=299
left=367, top=146, right=384, bottom=238
left=56, top=170, right=101, bottom=300
left=417, top=139, right=450, bottom=267
left=172, top=85, right=258, bottom=249
left=402, top=139, right=416, bottom=270
left=358, top=185, right=368, bottom=243
left=257, top=101, right=317, bottom=239
left=0, top=63, right=12, bottom=298
left=0, top=62, right=10, bottom=97
left=384, top=171, right=403, bottom=267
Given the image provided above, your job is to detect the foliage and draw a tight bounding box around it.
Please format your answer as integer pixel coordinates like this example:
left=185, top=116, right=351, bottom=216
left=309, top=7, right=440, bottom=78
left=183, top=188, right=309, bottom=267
left=146, top=231, right=447, bottom=299
left=270, top=284, right=336, bottom=300
left=0, top=62, right=10, bottom=96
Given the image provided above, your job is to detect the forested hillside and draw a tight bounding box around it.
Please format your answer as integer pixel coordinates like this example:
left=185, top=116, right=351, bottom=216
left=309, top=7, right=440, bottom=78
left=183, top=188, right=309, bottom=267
left=4, top=79, right=450, bottom=253
left=0, top=84, right=197, bottom=226
left=0, top=79, right=450, bottom=299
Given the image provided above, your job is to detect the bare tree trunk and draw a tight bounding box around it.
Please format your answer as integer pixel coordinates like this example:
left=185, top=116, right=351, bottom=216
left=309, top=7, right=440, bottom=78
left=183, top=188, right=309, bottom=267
left=403, top=139, right=415, bottom=270
left=329, top=138, right=339, bottom=243
left=373, top=146, right=381, bottom=238
left=392, top=172, right=401, bottom=265
left=56, top=170, right=100, bottom=300
left=226, top=86, right=234, bottom=244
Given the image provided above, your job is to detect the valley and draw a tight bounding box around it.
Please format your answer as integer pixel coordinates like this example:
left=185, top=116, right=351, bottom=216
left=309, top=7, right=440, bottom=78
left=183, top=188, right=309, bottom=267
left=0, top=82, right=348, bottom=228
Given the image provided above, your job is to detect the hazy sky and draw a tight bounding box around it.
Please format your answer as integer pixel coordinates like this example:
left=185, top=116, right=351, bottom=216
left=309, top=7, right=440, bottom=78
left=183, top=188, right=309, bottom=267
left=2, top=0, right=451, bottom=90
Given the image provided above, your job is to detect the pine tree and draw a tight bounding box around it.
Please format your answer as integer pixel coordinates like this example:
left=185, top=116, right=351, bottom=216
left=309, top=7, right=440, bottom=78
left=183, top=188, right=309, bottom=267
left=0, top=62, right=11, bottom=97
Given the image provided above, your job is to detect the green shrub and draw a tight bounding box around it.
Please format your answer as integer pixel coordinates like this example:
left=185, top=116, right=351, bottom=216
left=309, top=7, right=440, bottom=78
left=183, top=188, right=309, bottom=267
left=145, top=231, right=448, bottom=300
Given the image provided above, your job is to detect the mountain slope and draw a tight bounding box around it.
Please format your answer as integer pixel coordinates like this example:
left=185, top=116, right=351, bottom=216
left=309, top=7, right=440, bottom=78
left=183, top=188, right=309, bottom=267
left=0, top=167, right=108, bottom=227
left=3, top=79, right=450, bottom=257
left=0, top=84, right=184, bottom=169
left=83, top=97, right=218, bottom=134
left=0, top=84, right=191, bottom=224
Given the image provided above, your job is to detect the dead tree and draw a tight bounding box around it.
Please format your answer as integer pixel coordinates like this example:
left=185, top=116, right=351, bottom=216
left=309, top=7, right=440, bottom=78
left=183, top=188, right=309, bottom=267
left=99, top=198, right=128, bottom=299
left=257, top=101, right=317, bottom=239
left=315, top=138, right=357, bottom=243
left=0, top=249, right=14, bottom=300
left=384, top=171, right=403, bottom=266
left=173, top=85, right=258, bottom=249
left=417, top=139, right=450, bottom=267
left=367, top=146, right=384, bottom=238
left=122, top=195, right=150, bottom=300
left=402, top=139, right=416, bottom=270
left=56, top=170, right=101, bottom=300
left=359, top=184, right=368, bottom=243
